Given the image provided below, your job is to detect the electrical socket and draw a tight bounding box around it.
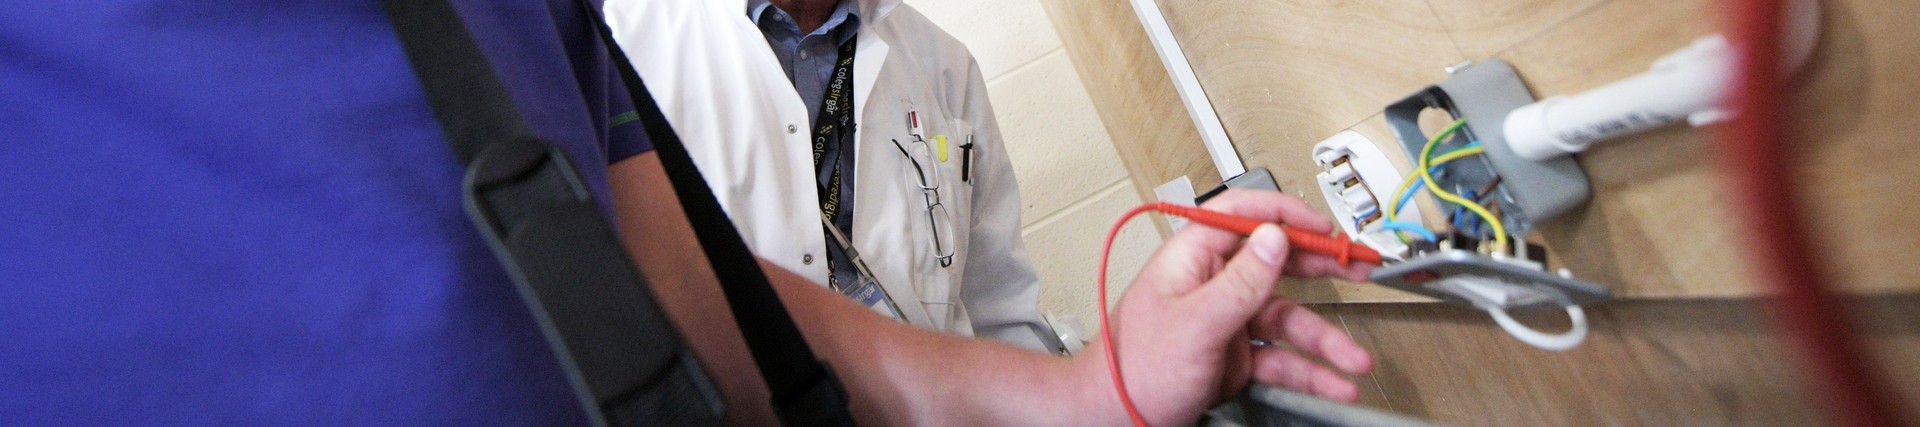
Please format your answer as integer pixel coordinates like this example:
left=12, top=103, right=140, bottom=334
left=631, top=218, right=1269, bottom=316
left=1312, top=131, right=1420, bottom=258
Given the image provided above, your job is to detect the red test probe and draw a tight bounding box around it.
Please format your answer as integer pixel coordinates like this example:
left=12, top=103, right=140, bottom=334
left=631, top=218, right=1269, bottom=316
left=1144, top=202, right=1382, bottom=265
left=1097, top=202, right=1381, bottom=427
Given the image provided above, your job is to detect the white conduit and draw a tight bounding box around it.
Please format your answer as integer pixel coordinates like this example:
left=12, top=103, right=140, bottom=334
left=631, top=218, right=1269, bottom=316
left=1128, top=0, right=1245, bottom=180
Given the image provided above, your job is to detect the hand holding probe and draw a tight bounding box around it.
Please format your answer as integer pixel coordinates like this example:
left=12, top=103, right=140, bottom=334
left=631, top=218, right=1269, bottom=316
left=1098, top=201, right=1381, bottom=427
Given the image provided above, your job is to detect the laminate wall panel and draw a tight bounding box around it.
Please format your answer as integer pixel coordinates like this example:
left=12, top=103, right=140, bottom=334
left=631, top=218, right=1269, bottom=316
left=1048, top=0, right=1920, bottom=300
left=1038, top=0, right=1920, bottom=423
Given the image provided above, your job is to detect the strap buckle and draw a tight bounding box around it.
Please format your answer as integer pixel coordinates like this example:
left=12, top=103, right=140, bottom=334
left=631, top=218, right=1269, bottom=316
left=462, top=136, right=592, bottom=233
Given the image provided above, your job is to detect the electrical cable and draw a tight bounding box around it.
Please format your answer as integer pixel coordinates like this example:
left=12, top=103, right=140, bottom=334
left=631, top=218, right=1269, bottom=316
left=1377, top=220, right=1436, bottom=242
left=1352, top=207, right=1380, bottom=232
left=1386, top=142, right=1488, bottom=242
left=1097, top=202, right=1383, bottom=427
left=1414, top=120, right=1508, bottom=252
left=1474, top=176, right=1504, bottom=203
left=1387, top=144, right=1485, bottom=220
left=1098, top=204, right=1158, bottom=427
left=1427, top=145, right=1485, bottom=166
left=1390, top=177, right=1422, bottom=222
left=1451, top=203, right=1472, bottom=237
left=1390, top=222, right=1412, bottom=245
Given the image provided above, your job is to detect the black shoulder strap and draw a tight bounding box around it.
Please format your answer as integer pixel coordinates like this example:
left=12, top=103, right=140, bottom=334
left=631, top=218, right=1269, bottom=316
left=577, top=3, right=858, bottom=426
left=383, top=0, right=857, bottom=425
left=380, top=1, right=724, bottom=426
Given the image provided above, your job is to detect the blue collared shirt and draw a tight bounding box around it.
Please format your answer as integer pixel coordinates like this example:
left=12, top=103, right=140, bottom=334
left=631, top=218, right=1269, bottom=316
left=750, top=0, right=861, bottom=125
left=750, top=0, right=866, bottom=290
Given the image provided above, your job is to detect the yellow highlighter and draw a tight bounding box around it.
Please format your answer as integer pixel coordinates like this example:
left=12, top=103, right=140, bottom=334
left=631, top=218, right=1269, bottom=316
left=934, top=134, right=949, bottom=162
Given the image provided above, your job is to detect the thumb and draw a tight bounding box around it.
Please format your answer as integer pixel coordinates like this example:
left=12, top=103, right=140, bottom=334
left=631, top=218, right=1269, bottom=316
left=1184, top=224, right=1289, bottom=338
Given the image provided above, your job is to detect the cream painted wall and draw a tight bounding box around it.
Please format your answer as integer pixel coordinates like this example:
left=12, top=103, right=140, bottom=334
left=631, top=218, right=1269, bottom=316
left=904, top=0, right=1161, bottom=334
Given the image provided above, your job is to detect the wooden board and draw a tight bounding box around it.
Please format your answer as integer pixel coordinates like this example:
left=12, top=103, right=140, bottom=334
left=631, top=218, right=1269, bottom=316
left=1313, top=296, right=1920, bottom=425
left=1044, top=0, right=1920, bottom=301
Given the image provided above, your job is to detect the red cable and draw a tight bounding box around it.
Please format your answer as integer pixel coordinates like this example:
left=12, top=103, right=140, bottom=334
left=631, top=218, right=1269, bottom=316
left=1097, top=203, right=1380, bottom=427
left=1099, top=204, right=1158, bottom=427
left=1717, top=0, right=1911, bottom=424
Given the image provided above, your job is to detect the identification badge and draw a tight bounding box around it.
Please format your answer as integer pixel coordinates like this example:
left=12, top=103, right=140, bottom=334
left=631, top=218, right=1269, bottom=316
left=844, top=279, right=903, bottom=320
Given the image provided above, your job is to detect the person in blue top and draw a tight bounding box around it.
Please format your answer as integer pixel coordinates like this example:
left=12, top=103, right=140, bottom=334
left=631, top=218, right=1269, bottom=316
left=0, top=0, right=1377, bottom=425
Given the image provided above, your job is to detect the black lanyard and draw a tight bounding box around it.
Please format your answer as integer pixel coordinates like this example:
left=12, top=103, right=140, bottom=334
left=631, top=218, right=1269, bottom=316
left=813, top=35, right=858, bottom=287
left=813, top=35, right=857, bottom=221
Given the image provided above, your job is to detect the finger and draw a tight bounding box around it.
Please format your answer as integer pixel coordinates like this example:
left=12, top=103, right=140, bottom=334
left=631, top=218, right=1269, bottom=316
left=1135, top=233, right=1229, bottom=296
left=1181, top=225, right=1288, bottom=341
left=1251, top=300, right=1373, bottom=374
left=1202, top=189, right=1337, bottom=233
left=1286, top=253, right=1376, bottom=282
left=1165, top=189, right=1336, bottom=258
left=1218, top=329, right=1255, bottom=399
left=1251, top=347, right=1361, bottom=403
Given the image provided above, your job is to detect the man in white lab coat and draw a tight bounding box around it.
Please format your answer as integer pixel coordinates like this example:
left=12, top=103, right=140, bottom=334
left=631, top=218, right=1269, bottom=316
left=609, top=0, right=1062, bottom=352
left=604, top=3, right=1380, bottom=424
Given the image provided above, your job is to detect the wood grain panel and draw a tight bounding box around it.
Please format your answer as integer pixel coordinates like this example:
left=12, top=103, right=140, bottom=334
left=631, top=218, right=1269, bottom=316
left=1154, top=0, right=1467, bottom=171
left=1316, top=297, right=1920, bottom=425
left=1049, top=0, right=1920, bottom=299
left=1424, top=0, right=1609, bottom=59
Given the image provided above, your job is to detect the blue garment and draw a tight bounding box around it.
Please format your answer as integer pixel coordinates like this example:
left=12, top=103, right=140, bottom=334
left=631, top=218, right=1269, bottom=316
left=750, top=0, right=867, bottom=290
left=0, top=1, right=647, bottom=424
left=749, top=0, right=862, bottom=124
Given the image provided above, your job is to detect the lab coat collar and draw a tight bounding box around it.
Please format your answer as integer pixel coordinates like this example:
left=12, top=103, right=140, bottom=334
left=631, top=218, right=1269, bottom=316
left=747, top=0, right=862, bottom=45
left=742, top=0, right=900, bottom=23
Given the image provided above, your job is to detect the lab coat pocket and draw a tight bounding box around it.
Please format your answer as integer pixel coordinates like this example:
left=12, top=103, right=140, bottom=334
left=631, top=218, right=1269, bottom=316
left=893, top=101, right=971, bottom=330
left=899, top=174, right=961, bottom=331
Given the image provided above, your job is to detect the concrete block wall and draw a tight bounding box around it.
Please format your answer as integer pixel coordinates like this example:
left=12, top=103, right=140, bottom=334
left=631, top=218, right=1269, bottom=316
left=905, top=0, right=1161, bottom=331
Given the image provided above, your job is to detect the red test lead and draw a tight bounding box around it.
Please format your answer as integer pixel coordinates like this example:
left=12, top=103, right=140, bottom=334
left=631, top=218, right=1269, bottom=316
left=1146, top=202, right=1381, bottom=265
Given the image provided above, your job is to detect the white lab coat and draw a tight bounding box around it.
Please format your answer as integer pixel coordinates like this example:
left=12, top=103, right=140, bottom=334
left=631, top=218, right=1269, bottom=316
left=604, top=0, right=1057, bottom=351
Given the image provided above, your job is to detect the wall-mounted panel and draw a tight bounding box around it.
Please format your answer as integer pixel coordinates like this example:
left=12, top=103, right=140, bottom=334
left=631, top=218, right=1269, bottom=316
left=1047, top=0, right=1920, bottom=301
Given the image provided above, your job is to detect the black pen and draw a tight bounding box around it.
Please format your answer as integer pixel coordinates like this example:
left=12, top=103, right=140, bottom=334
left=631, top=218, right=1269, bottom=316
left=959, top=135, right=975, bottom=183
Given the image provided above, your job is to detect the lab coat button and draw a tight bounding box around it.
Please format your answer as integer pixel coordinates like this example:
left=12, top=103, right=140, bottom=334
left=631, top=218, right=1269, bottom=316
left=803, top=254, right=814, bottom=264
left=787, top=124, right=798, bottom=134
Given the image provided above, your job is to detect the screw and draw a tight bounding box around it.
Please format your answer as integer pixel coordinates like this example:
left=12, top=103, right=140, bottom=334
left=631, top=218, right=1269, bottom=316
left=1445, top=61, right=1474, bottom=75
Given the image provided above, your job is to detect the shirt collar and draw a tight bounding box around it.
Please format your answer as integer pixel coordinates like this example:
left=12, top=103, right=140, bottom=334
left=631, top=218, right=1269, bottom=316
left=748, top=0, right=861, bottom=43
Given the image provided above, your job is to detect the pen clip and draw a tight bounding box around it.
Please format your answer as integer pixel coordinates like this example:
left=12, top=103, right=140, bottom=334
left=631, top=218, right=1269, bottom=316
left=907, top=110, right=924, bottom=141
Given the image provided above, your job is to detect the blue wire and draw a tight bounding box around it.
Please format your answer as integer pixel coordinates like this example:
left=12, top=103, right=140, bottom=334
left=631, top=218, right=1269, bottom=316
left=1457, top=189, right=1481, bottom=236
left=1352, top=207, right=1379, bottom=231
left=1378, top=220, right=1437, bottom=242
left=1393, top=179, right=1423, bottom=218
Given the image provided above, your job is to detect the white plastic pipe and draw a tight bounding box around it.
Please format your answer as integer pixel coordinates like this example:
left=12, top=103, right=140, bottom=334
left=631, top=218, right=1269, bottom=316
left=1504, top=35, right=1735, bottom=160
left=1503, top=0, right=1821, bottom=160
